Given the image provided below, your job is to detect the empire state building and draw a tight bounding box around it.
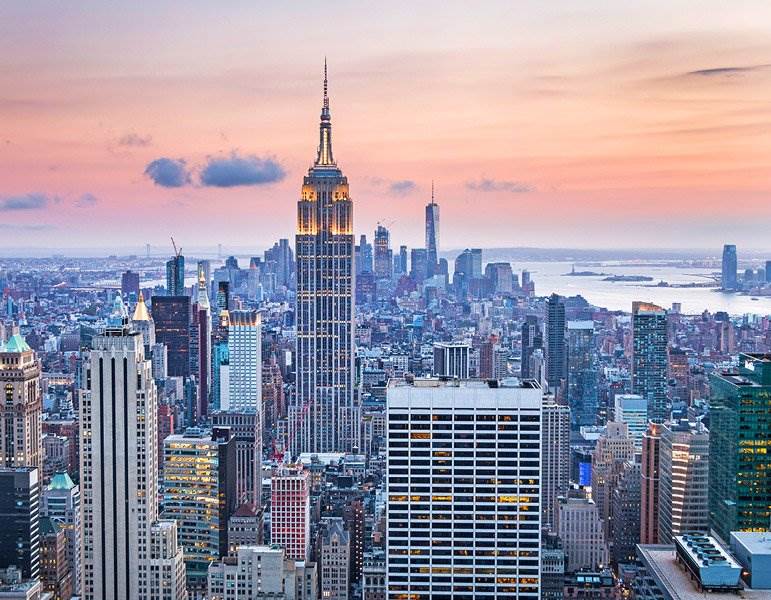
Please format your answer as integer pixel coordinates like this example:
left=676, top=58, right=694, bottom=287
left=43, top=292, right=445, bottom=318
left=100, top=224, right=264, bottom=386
left=291, top=63, right=357, bottom=454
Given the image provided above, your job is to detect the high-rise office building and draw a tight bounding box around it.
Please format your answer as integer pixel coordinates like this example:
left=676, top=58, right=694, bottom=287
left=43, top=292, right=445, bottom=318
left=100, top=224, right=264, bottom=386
left=485, top=262, right=514, bottom=294
left=709, top=353, right=771, bottom=542
left=386, top=378, right=542, bottom=599
left=520, top=315, right=542, bottom=380
left=555, top=495, right=609, bottom=574
left=613, top=394, right=648, bottom=450
left=0, top=467, right=40, bottom=580
left=162, top=427, right=236, bottom=591
left=658, top=420, right=709, bottom=544
left=211, top=411, right=261, bottom=508
left=409, top=248, right=428, bottom=283
left=271, top=465, right=311, bottom=562
left=79, top=295, right=186, bottom=600
left=609, top=460, right=641, bottom=565
left=121, top=269, right=140, bottom=300
left=293, top=63, right=356, bottom=455
left=152, top=295, right=191, bottom=378
left=632, top=301, right=669, bottom=423
left=40, top=516, right=73, bottom=600
left=640, top=422, right=661, bottom=545
left=432, top=342, right=471, bottom=379
left=166, top=253, right=185, bottom=296
left=591, top=422, right=635, bottom=538
left=566, top=320, right=596, bottom=427
left=191, top=269, right=211, bottom=421
left=0, top=332, right=42, bottom=470
left=398, top=245, right=408, bottom=276
left=41, top=472, right=81, bottom=595
left=374, top=224, right=393, bottom=280
left=721, top=244, right=737, bottom=290
left=766, top=260, right=771, bottom=283
left=425, top=187, right=440, bottom=276
left=227, top=310, right=262, bottom=412
left=541, top=395, right=570, bottom=529
left=319, top=517, right=350, bottom=600
left=545, top=294, right=566, bottom=392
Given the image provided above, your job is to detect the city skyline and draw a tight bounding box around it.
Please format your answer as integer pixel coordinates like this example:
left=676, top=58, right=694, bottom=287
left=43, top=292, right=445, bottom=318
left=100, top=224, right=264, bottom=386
left=1, top=3, right=771, bottom=250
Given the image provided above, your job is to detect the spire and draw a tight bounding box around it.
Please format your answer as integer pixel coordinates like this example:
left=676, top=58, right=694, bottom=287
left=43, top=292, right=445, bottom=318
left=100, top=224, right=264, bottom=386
left=132, top=291, right=151, bottom=322
left=197, top=267, right=210, bottom=310
left=431, top=180, right=435, bottom=204
left=315, top=59, right=335, bottom=167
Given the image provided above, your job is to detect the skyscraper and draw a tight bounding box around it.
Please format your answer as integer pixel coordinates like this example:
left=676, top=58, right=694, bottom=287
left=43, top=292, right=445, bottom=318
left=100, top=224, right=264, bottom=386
left=709, top=353, right=771, bottom=542
left=191, top=269, right=211, bottom=421
left=166, top=253, right=185, bottom=296
left=270, top=465, right=311, bottom=562
left=432, top=342, right=471, bottom=379
left=293, top=63, right=356, bottom=455
left=520, top=315, right=542, bottom=379
left=721, top=244, right=737, bottom=290
left=386, top=378, right=542, bottom=599
left=640, top=422, right=661, bottom=545
left=152, top=295, right=191, bottom=378
left=658, top=420, right=709, bottom=544
left=0, top=332, right=42, bottom=470
left=0, top=467, right=40, bottom=580
left=541, top=395, right=570, bottom=529
left=545, top=294, right=566, bottom=392
left=121, top=269, right=140, bottom=300
left=374, top=224, right=393, bottom=279
left=566, top=320, right=597, bottom=428
left=80, top=295, right=186, bottom=600
left=632, top=301, right=669, bottom=423
left=591, top=422, right=635, bottom=538
left=162, top=427, right=236, bottom=591
left=41, top=472, right=81, bottom=595
left=425, top=184, right=439, bottom=276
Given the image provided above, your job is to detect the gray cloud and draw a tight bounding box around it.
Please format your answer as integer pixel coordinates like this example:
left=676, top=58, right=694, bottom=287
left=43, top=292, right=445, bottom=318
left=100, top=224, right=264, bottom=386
left=388, top=180, right=417, bottom=196
left=144, top=158, right=191, bottom=188
left=466, top=178, right=534, bottom=194
left=685, top=64, right=771, bottom=77
left=117, top=132, right=152, bottom=147
left=0, top=223, right=55, bottom=231
left=199, top=153, right=285, bottom=187
left=0, top=193, right=54, bottom=211
left=76, top=193, right=99, bottom=208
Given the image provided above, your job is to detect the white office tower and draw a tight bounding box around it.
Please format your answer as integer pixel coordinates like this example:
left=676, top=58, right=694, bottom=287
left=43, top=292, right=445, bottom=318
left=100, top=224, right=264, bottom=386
left=432, top=342, right=471, bottom=379
left=541, top=396, right=570, bottom=530
left=79, top=294, right=187, bottom=600
left=149, top=520, right=188, bottom=600
left=555, top=496, right=609, bottom=573
left=657, top=420, right=710, bottom=544
left=207, top=545, right=318, bottom=600
left=386, top=378, right=542, bottom=599
left=227, top=310, right=262, bottom=411
left=613, top=394, right=648, bottom=451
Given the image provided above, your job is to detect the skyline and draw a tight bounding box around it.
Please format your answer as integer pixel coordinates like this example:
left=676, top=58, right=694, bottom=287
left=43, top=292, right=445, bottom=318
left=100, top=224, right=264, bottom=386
left=1, top=2, right=771, bottom=250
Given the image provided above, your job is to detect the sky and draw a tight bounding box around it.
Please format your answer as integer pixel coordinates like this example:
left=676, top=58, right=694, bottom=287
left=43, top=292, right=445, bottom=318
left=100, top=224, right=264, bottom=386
left=0, top=1, right=770, bottom=252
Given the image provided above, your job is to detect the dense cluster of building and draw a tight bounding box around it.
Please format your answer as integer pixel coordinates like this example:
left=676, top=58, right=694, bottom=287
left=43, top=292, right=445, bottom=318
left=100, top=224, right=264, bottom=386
left=0, top=69, right=770, bottom=600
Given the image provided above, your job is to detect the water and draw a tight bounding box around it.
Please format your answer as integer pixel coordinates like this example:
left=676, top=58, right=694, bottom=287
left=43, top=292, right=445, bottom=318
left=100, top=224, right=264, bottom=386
left=138, top=257, right=771, bottom=316
left=514, top=261, right=770, bottom=315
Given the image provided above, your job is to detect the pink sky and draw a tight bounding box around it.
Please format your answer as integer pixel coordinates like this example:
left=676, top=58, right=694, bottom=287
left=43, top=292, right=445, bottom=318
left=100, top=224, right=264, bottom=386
left=0, top=2, right=770, bottom=251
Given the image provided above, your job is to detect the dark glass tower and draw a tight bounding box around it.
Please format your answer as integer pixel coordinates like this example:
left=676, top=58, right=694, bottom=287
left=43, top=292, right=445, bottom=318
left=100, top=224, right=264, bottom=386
left=166, top=254, right=185, bottom=296
left=709, top=353, right=771, bottom=542
left=545, top=294, right=566, bottom=391
left=721, top=244, right=737, bottom=290
left=293, top=62, right=356, bottom=454
left=152, top=295, right=191, bottom=377
left=425, top=183, right=439, bottom=276
left=632, top=301, right=669, bottom=423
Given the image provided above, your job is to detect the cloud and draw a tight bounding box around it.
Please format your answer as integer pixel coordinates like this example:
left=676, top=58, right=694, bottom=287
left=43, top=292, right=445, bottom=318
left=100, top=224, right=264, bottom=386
left=0, top=223, right=55, bottom=231
left=0, top=193, right=54, bottom=211
left=75, top=193, right=99, bottom=208
left=117, top=132, right=152, bottom=147
left=466, top=178, right=534, bottom=193
left=199, top=153, right=285, bottom=187
left=685, top=64, right=771, bottom=78
left=144, top=158, right=191, bottom=188
left=388, top=180, right=417, bottom=196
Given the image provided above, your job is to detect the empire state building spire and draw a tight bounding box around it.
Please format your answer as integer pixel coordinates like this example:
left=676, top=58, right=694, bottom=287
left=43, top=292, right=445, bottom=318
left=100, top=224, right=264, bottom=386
left=316, top=59, right=335, bottom=166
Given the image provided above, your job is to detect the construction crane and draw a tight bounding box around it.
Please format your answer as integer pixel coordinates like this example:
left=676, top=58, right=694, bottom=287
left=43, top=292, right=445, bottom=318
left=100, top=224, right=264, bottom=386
left=170, top=236, right=181, bottom=258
